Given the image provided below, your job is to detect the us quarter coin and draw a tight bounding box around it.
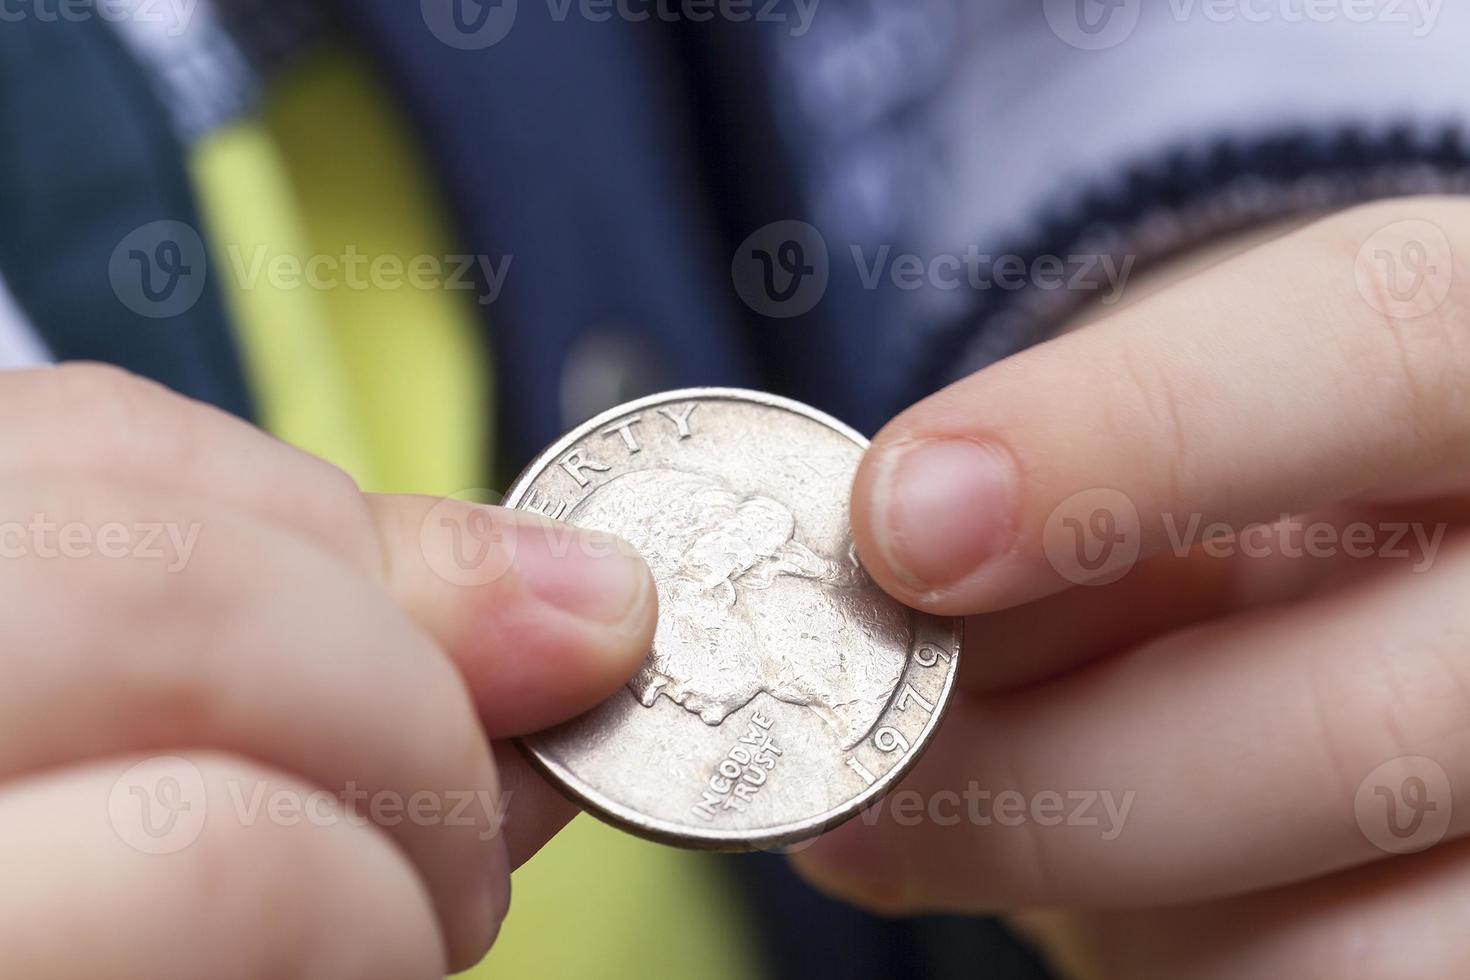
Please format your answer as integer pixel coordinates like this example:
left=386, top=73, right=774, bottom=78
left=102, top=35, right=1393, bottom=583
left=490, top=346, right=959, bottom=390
left=510, top=389, right=961, bottom=850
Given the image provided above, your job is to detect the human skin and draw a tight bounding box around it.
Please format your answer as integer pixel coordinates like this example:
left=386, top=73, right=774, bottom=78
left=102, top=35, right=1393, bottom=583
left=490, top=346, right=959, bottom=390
left=793, top=196, right=1470, bottom=978
left=0, top=364, right=657, bottom=979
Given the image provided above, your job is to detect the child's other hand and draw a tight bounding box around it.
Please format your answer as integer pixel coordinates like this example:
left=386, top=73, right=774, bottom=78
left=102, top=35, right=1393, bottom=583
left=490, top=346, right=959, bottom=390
left=796, top=197, right=1470, bottom=978
left=0, top=364, right=655, bottom=979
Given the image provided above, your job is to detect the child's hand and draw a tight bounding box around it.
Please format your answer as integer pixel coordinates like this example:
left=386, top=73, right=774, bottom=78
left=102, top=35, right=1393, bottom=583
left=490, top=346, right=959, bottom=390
left=0, top=364, right=655, bottom=979
left=794, top=197, right=1470, bottom=977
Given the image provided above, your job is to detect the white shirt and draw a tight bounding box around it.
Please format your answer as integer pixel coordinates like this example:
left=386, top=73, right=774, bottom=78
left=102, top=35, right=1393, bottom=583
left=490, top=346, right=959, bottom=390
left=0, top=274, right=50, bottom=370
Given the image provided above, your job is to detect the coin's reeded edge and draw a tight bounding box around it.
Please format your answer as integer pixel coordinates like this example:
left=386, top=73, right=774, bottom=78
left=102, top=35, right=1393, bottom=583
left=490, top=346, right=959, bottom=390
left=508, top=388, right=963, bottom=852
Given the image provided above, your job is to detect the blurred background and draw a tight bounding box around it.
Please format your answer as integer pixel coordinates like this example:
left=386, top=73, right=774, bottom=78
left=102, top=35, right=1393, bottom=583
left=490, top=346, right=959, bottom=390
left=3, top=0, right=1469, bottom=976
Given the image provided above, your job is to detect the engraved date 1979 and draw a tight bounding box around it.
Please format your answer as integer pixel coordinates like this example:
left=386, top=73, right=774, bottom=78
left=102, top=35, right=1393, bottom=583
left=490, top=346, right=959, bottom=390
left=692, top=712, right=782, bottom=821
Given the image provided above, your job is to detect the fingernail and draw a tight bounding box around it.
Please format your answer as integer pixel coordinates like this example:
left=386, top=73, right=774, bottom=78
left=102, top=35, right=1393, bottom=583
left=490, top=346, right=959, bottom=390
left=513, top=520, right=652, bottom=627
left=872, top=438, right=1017, bottom=590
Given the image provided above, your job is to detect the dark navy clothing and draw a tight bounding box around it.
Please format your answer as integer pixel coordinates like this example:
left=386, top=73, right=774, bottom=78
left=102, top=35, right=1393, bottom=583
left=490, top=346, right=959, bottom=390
left=0, top=11, right=254, bottom=418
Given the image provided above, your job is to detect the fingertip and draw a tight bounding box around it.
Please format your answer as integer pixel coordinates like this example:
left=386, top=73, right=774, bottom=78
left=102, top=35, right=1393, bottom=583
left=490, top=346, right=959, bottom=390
left=853, top=431, right=1021, bottom=616
left=492, top=744, right=579, bottom=869
left=445, top=840, right=510, bottom=974
left=366, top=494, right=657, bottom=737
left=456, top=520, right=657, bottom=737
left=511, top=517, right=656, bottom=630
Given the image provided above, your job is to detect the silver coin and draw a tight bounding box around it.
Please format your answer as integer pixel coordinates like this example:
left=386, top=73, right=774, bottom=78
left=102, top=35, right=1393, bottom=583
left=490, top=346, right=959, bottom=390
left=510, top=389, right=961, bottom=851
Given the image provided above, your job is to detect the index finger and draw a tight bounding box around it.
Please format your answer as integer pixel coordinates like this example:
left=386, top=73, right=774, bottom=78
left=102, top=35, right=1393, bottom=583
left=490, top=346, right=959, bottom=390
left=0, top=364, right=658, bottom=734
left=854, top=196, right=1470, bottom=615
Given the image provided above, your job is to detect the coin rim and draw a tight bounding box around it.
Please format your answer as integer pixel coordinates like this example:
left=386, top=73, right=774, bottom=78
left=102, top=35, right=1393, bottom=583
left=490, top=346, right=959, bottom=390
left=509, top=388, right=962, bottom=851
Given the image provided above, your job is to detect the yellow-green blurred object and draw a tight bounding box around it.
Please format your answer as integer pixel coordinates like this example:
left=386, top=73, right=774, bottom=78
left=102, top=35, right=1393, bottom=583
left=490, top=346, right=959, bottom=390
left=261, top=47, right=490, bottom=497
left=190, top=120, right=376, bottom=485
left=186, top=41, right=762, bottom=980
left=462, top=815, right=761, bottom=980
left=189, top=44, right=490, bottom=496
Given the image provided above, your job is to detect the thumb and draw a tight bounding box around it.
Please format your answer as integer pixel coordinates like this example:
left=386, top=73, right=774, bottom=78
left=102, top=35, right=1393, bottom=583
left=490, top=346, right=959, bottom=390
left=852, top=197, right=1470, bottom=616
left=364, top=494, right=657, bottom=737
